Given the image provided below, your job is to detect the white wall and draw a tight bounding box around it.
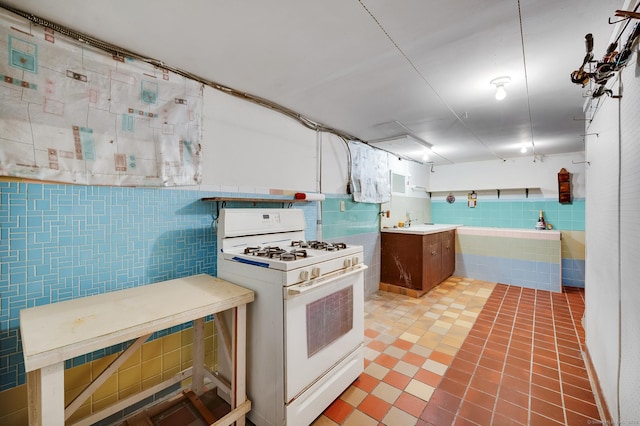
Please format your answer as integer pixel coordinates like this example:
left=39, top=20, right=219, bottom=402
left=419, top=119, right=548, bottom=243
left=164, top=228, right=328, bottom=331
left=617, top=64, right=640, bottom=423
left=428, top=153, right=587, bottom=198
left=319, top=132, right=352, bottom=194
left=200, top=87, right=319, bottom=193
left=198, top=86, right=418, bottom=200
left=584, top=89, right=621, bottom=420
left=584, top=65, right=640, bottom=421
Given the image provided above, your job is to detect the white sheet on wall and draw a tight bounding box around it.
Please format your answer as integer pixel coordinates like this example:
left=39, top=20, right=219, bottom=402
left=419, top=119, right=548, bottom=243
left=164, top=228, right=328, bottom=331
left=349, top=141, right=390, bottom=203
left=0, top=9, right=203, bottom=186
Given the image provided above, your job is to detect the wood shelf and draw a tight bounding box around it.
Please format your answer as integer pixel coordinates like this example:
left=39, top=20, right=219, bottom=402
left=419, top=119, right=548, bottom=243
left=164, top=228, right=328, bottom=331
left=201, top=196, right=308, bottom=204
left=427, top=187, right=539, bottom=199
left=201, top=197, right=310, bottom=219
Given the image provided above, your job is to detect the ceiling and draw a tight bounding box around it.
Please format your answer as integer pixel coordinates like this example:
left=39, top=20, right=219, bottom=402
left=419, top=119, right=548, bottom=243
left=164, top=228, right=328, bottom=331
left=0, top=0, right=626, bottom=165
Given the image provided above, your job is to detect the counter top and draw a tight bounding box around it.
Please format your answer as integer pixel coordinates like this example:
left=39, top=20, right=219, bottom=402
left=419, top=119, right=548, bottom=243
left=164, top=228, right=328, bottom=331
left=381, top=224, right=461, bottom=235
left=20, top=274, right=255, bottom=372
left=456, top=226, right=561, bottom=240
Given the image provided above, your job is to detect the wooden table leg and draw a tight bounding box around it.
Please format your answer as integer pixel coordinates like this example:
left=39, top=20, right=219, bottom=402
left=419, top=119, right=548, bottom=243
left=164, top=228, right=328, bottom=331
left=27, top=362, right=64, bottom=426
left=233, top=304, right=247, bottom=426
left=192, top=317, right=205, bottom=395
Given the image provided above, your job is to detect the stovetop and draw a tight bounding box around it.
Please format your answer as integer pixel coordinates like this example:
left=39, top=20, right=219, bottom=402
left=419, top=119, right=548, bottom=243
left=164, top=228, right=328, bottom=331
left=220, top=239, right=363, bottom=271
left=216, top=208, right=363, bottom=273
left=242, top=241, right=350, bottom=261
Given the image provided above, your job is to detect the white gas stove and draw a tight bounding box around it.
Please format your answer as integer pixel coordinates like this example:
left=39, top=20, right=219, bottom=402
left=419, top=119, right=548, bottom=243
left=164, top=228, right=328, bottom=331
left=216, top=208, right=366, bottom=426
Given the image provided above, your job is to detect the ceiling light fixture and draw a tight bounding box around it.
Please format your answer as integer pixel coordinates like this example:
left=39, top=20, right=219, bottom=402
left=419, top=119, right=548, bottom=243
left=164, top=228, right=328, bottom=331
left=369, top=134, right=434, bottom=164
left=490, top=76, right=511, bottom=100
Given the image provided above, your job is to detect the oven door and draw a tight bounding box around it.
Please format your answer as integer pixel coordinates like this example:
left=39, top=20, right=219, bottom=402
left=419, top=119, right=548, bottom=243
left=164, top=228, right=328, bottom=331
left=283, top=264, right=366, bottom=403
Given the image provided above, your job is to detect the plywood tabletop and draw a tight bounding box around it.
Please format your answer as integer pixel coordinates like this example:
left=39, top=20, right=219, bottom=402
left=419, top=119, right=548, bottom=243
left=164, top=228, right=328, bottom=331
left=20, top=274, right=254, bottom=372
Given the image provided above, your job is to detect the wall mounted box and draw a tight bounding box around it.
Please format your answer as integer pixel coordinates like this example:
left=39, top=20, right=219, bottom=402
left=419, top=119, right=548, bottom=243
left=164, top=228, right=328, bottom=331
left=558, top=168, right=571, bottom=204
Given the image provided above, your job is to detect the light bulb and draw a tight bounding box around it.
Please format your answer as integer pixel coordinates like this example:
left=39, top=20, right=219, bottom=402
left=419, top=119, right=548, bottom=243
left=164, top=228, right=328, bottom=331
left=491, top=76, right=511, bottom=101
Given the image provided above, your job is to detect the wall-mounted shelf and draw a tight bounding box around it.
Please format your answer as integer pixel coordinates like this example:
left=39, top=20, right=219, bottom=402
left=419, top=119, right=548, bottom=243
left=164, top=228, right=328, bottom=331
left=201, top=196, right=308, bottom=205
left=428, top=187, right=539, bottom=199
left=201, top=197, right=309, bottom=219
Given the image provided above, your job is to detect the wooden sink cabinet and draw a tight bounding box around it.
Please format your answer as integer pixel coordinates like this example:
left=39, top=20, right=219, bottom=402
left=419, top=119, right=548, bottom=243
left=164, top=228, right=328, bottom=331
left=380, top=228, right=456, bottom=297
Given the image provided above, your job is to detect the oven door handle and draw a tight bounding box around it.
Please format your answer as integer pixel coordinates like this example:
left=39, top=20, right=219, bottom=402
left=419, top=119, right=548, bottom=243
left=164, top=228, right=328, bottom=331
left=286, top=264, right=368, bottom=298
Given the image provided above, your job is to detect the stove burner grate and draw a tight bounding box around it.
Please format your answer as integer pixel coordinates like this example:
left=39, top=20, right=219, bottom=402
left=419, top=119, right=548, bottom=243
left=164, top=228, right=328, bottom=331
left=242, top=241, right=348, bottom=261
left=303, top=241, right=348, bottom=251
left=243, top=246, right=309, bottom=261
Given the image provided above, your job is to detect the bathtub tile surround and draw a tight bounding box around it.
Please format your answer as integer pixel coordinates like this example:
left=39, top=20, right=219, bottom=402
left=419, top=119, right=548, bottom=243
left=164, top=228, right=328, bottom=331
left=432, top=198, right=586, bottom=287
left=559, top=230, right=586, bottom=288
left=455, top=227, right=562, bottom=292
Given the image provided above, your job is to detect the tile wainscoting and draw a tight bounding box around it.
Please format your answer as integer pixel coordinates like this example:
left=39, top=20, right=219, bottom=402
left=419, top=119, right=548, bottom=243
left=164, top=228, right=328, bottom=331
left=455, top=227, right=562, bottom=292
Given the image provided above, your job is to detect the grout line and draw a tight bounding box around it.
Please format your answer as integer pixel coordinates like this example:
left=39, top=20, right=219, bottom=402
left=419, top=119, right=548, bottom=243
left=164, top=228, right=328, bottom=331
left=521, top=287, right=535, bottom=426
left=529, top=289, right=538, bottom=426
left=462, top=284, right=509, bottom=424
left=551, top=291, right=569, bottom=425
left=564, top=289, right=585, bottom=352
left=489, top=285, right=516, bottom=425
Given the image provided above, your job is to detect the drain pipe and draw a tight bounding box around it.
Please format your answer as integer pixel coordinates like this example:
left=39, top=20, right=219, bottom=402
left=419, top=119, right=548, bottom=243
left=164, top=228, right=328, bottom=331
left=615, top=68, right=623, bottom=425
left=316, top=130, right=323, bottom=241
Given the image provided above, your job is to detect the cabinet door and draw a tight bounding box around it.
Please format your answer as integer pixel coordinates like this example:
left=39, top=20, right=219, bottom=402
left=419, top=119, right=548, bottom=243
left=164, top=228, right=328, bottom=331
left=440, top=230, right=455, bottom=281
left=423, top=240, right=442, bottom=291
left=381, top=233, right=423, bottom=289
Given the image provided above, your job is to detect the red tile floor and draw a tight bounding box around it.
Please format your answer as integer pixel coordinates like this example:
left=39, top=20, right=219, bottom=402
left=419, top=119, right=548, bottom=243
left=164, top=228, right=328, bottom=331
left=313, top=277, right=602, bottom=425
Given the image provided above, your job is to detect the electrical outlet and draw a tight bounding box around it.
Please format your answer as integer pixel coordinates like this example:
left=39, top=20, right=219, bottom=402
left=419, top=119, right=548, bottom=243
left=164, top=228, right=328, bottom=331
left=340, top=201, right=345, bottom=212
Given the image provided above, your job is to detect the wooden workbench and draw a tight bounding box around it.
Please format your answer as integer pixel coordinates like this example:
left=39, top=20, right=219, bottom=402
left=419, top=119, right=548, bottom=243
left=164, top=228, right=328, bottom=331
left=20, top=274, right=254, bottom=426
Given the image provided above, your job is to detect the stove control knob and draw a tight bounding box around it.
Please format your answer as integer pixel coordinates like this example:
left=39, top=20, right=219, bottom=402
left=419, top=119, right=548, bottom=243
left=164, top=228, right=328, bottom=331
left=311, top=267, right=321, bottom=278
left=344, top=258, right=352, bottom=268
left=352, top=256, right=360, bottom=266
left=300, top=270, right=310, bottom=281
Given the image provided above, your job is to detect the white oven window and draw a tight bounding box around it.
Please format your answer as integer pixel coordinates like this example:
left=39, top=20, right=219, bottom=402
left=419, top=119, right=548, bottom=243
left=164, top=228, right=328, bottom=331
left=306, top=286, right=353, bottom=357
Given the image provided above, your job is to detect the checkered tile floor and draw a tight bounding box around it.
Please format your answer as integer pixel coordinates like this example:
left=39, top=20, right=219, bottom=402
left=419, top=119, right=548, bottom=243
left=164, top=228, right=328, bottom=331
left=312, top=277, right=600, bottom=425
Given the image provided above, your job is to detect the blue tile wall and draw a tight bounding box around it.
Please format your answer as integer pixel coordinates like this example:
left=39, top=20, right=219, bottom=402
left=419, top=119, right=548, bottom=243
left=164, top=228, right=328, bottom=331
left=455, top=253, right=560, bottom=292
left=0, top=183, right=318, bottom=391
left=322, top=195, right=380, bottom=239
left=431, top=198, right=585, bottom=231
